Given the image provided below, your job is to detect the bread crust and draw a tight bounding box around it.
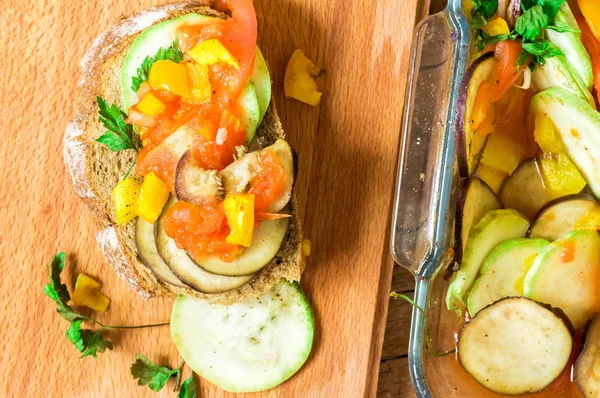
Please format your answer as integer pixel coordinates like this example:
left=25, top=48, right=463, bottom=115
left=64, top=2, right=304, bottom=304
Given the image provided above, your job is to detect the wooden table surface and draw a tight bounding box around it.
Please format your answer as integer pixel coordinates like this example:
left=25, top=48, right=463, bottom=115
left=0, top=0, right=433, bottom=396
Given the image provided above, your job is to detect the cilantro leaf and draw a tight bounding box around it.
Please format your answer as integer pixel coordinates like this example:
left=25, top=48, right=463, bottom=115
left=517, top=50, right=531, bottom=70
left=131, top=40, right=184, bottom=92
left=79, top=329, right=113, bottom=358
left=96, top=97, right=138, bottom=153
left=515, top=5, right=549, bottom=41
left=131, top=354, right=180, bottom=392
left=178, top=375, right=197, bottom=398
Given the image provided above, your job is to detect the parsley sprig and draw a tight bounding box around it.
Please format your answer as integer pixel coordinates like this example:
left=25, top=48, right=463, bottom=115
left=44, top=252, right=169, bottom=358
left=471, top=0, right=580, bottom=69
left=96, top=97, right=139, bottom=153
left=131, top=40, right=184, bottom=92
left=45, top=253, right=197, bottom=396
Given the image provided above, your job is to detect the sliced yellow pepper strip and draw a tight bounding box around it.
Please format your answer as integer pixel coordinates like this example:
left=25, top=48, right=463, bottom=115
left=71, top=274, right=110, bottom=312
left=113, top=177, right=142, bottom=224
left=136, top=172, right=170, bottom=224
left=223, top=194, right=255, bottom=247
left=148, top=60, right=190, bottom=97
left=189, top=39, right=240, bottom=69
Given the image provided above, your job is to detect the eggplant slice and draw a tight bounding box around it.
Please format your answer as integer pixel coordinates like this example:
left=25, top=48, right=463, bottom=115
left=576, top=316, right=600, bottom=397
left=454, top=177, right=503, bottom=264
left=155, top=196, right=255, bottom=293
left=528, top=194, right=599, bottom=241
left=458, top=297, right=572, bottom=395
left=135, top=217, right=188, bottom=288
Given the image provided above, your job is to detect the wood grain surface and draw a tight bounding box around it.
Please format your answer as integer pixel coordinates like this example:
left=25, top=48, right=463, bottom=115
left=0, top=0, right=427, bottom=396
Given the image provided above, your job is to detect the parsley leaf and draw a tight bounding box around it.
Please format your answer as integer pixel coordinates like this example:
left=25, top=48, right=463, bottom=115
left=475, top=32, right=514, bottom=51
left=515, top=5, right=549, bottom=41
left=43, top=252, right=82, bottom=322
left=131, top=40, right=184, bottom=92
left=79, top=329, right=114, bottom=358
left=471, top=0, right=499, bottom=29
left=178, top=375, right=197, bottom=398
left=131, top=354, right=181, bottom=392
left=539, top=0, right=566, bottom=19
left=522, top=39, right=563, bottom=62
left=96, top=97, right=139, bottom=152
left=45, top=252, right=169, bottom=360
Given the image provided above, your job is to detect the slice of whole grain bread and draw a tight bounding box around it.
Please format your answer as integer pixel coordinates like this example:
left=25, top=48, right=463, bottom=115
left=64, top=2, right=304, bottom=304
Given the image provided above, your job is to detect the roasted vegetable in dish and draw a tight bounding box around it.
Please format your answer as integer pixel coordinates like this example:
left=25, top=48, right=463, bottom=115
left=440, top=0, right=600, bottom=395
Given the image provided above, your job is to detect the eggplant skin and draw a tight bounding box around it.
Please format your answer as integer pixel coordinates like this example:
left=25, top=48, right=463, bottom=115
left=458, top=297, right=573, bottom=395
left=456, top=53, right=495, bottom=178
left=575, top=316, right=600, bottom=397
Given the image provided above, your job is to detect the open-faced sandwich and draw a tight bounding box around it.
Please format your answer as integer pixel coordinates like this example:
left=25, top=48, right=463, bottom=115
left=64, top=0, right=314, bottom=392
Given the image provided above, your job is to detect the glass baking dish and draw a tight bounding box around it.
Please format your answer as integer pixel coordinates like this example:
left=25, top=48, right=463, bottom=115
left=390, top=1, right=583, bottom=396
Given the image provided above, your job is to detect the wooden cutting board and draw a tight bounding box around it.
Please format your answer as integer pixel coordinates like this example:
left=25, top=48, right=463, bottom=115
left=0, top=0, right=424, bottom=396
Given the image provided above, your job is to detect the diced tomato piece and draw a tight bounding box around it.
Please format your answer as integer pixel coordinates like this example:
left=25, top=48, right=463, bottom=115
left=248, top=150, right=285, bottom=212
left=490, top=40, right=529, bottom=102
left=163, top=201, right=240, bottom=262
left=126, top=108, right=157, bottom=127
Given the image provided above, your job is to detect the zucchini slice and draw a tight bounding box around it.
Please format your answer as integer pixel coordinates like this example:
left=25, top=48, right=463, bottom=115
left=467, top=238, right=549, bottom=316
left=155, top=197, right=254, bottom=293
left=545, top=3, right=593, bottom=89
left=458, top=297, right=572, bottom=395
left=575, top=316, right=600, bottom=397
left=524, top=230, right=600, bottom=329
left=446, top=209, right=529, bottom=314
left=171, top=281, right=314, bottom=392
left=528, top=194, right=599, bottom=241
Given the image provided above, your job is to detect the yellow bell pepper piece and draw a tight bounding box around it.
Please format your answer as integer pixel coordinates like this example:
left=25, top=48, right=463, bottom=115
left=579, top=0, right=600, bottom=41
left=189, top=39, right=240, bottom=69
left=137, top=92, right=166, bottom=116
left=575, top=208, right=600, bottom=230
left=148, top=60, right=190, bottom=97
left=480, top=132, right=527, bottom=175
left=71, top=274, right=110, bottom=312
left=223, top=194, right=255, bottom=247
left=539, top=152, right=587, bottom=197
left=301, top=239, right=311, bottom=257
left=186, top=62, right=212, bottom=104
left=113, top=177, right=142, bottom=224
left=474, top=163, right=508, bottom=194
left=284, top=49, right=323, bottom=106
left=482, top=16, right=510, bottom=37
left=534, top=113, right=564, bottom=153
left=136, top=172, right=170, bottom=223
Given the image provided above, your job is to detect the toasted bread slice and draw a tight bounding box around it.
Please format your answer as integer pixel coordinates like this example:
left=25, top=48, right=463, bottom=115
left=64, top=2, right=304, bottom=304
